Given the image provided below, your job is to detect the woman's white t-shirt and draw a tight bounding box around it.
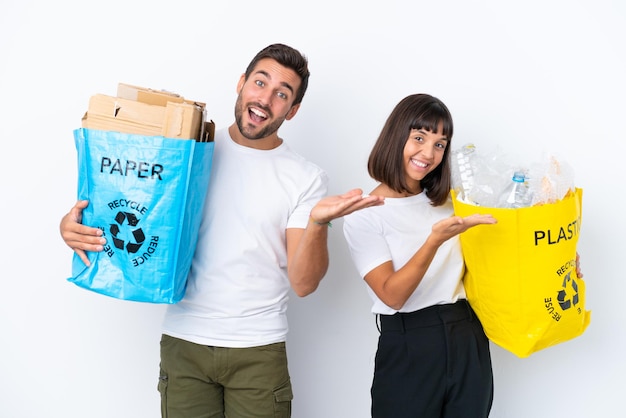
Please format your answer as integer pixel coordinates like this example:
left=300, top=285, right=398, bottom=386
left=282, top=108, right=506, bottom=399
left=343, top=192, right=466, bottom=315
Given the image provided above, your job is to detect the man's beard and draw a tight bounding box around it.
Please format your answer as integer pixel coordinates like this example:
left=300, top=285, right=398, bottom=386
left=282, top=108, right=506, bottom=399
left=234, top=94, right=286, bottom=140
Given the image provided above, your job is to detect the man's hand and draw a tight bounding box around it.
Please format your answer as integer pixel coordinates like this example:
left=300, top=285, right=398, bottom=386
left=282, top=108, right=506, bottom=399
left=60, top=200, right=106, bottom=266
left=309, top=188, right=385, bottom=225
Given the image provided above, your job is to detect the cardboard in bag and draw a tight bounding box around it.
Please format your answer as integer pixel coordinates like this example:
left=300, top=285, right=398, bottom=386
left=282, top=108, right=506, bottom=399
left=69, top=83, right=216, bottom=303
left=81, top=83, right=205, bottom=140
left=116, top=83, right=204, bottom=107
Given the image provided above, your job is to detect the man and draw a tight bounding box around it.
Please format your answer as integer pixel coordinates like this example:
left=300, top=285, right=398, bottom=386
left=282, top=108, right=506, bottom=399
left=60, top=43, right=384, bottom=417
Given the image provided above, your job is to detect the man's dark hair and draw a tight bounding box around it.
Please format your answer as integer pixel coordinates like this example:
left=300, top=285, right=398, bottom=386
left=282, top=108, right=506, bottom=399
left=245, top=43, right=310, bottom=106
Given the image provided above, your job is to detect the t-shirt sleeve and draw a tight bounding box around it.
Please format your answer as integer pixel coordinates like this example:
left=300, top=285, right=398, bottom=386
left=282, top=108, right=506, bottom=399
left=343, top=210, right=392, bottom=278
left=286, top=170, right=329, bottom=229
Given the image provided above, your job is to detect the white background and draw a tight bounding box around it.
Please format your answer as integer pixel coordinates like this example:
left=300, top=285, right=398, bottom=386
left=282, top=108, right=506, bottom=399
left=1, top=1, right=623, bottom=417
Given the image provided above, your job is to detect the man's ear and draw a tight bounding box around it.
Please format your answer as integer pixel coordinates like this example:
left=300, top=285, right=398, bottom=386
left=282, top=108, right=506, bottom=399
left=285, top=103, right=300, bottom=121
left=236, top=73, right=245, bottom=93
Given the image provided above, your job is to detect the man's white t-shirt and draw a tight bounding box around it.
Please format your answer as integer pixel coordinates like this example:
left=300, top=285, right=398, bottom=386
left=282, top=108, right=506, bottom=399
left=162, top=128, right=328, bottom=347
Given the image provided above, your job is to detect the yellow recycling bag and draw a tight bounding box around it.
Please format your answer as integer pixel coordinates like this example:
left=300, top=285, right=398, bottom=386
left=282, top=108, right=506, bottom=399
left=452, top=188, right=591, bottom=358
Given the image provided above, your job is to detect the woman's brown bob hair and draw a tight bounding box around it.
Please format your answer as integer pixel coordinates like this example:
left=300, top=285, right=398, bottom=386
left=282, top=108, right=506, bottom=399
left=367, top=94, right=453, bottom=206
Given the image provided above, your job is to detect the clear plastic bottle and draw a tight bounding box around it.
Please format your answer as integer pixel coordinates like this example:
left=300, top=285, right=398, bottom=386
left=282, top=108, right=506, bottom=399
left=499, top=171, right=532, bottom=208
left=450, top=143, right=477, bottom=203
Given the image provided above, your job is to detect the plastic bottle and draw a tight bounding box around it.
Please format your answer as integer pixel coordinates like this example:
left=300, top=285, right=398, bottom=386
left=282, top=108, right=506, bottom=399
left=450, top=143, right=477, bottom=203
left=499, top=171, right=532, bottom=208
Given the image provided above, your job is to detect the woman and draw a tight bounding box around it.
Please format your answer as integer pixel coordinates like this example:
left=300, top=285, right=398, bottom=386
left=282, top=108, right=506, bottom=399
left=343, top=94, right=496, bottom=418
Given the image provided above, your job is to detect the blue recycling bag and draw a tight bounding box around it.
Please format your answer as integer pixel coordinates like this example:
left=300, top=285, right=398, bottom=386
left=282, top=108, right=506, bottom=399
left=68, top=128, right=214, bottom=303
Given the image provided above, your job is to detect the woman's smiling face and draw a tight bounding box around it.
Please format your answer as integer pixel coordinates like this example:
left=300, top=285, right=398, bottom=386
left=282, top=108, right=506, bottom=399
left=402, top=122, right=448, bottom=193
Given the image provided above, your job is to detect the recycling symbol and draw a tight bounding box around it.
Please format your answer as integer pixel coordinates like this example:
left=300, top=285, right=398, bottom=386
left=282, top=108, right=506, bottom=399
left=110, top=211, right=145, bottom=254
left=556, top=271, right=579, bottom=310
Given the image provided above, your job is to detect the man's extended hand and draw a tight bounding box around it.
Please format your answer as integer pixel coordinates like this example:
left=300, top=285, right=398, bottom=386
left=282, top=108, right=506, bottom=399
left=309, top=189, right=385, bottom=224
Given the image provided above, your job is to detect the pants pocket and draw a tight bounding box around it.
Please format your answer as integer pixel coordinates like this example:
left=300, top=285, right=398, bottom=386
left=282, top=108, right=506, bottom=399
left=157, top=370, right=169, bottom=418
left=273, top=381, right=293, bottom=417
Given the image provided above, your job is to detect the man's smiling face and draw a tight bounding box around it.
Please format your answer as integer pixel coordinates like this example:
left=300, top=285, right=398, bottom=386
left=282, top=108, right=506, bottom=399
left=234, top=58, right=301, bottom=141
